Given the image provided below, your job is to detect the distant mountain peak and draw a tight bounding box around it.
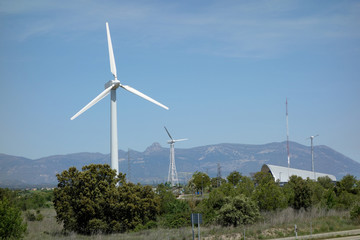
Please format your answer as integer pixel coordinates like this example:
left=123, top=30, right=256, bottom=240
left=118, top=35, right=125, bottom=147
left=144, top=142, right=163, bottom=154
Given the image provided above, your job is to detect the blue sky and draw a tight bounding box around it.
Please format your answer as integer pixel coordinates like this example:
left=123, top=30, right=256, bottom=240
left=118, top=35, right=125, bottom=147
left=0, top=0, right=359, bottom=164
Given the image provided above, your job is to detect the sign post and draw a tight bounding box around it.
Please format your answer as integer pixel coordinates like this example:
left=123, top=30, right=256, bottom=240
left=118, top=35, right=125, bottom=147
left=191, top=213, right=203, bottom=240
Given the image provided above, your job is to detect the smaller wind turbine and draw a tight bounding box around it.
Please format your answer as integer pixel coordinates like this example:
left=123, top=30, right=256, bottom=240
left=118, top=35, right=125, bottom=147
left=307, top=134, right=319, bottom=180
left=164, top=127, right=188, bottom=186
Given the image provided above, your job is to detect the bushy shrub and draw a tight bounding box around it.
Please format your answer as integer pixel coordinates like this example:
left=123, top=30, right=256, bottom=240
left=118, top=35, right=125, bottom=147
left=25, top=211, right=36, bottom=221
left=285, top=176, right=313, bottom=210
left=26, top=211, right=44, bottom=222
left=53, top=164, right=160, bottom=234
left=0, top=198, right=27, bottom=239
left=252, top=172, right=287, bottom=211
left=161, top=199, right=191, bottom=228
left=350, top=202, right=360, bottom=224
left=217, top=195, right=260, bottom=227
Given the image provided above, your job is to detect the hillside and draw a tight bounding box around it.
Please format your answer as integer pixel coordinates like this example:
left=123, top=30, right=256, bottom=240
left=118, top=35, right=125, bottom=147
left=1, top=141, right=359, bottom=187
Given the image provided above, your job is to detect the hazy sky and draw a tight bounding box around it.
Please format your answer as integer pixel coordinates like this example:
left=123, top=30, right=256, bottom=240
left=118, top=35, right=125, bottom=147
left=0, top=0, right=359, bottom=164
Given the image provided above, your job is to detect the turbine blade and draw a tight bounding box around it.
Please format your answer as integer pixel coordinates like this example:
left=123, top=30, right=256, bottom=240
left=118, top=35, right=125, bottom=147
left=174, top=138, right=188, bottom=142
left=71, top=84, right=114, bottom=120
left=121, top=85, right=169, bottom=110
left=106, top=22, right=117, bottom=79
left=164, top=126, right=173, bottom=140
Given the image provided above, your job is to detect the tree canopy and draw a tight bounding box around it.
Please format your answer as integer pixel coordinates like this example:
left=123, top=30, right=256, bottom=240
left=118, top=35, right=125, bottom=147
left=53, top=164, right=160, bottom=234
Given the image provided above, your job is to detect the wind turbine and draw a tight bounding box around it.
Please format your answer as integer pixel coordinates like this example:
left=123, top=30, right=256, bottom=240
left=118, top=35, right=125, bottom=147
left=164, top=127, right=187, bottom=186
left=307, top=134, right=319, bottom=180
left=71, top=22, right=169, bottom=175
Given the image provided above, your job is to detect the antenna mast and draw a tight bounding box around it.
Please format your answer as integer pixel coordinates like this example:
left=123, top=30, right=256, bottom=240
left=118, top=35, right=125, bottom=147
left=127, top=148, right=131, bottom=183
left=286, top=98, right=290, bottom=168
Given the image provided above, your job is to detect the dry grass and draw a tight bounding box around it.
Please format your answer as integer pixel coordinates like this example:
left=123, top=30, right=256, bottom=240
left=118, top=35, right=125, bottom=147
left=23, top=207, right=359, bottom=240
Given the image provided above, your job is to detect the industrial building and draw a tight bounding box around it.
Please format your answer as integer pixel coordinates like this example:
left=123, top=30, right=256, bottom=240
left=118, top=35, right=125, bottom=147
left=261, top=164, right=336, bottom=183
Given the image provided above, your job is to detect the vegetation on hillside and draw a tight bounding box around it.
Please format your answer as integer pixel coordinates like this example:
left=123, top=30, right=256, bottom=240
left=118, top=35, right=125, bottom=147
left=0, top=189, right=27, bottom=239
left=51, top=164, right=360, bottom=235
left=1, top=164, right=359, bottom=238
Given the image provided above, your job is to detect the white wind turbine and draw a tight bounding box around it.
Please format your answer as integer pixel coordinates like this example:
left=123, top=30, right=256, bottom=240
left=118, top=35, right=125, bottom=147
left=307, top=134, right=319, bottom=180
left=164, top=127, right=187, bottom=186
left=71, top=22, right=169, bottom=175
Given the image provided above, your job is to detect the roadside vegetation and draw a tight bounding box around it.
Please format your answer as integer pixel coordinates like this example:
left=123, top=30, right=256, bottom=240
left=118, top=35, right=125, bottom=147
left=0, top=164, right=359, bottom=239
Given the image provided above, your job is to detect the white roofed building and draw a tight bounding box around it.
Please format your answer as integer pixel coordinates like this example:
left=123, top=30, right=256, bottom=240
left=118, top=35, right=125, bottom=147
left=261, top=164, right=336, bottom=183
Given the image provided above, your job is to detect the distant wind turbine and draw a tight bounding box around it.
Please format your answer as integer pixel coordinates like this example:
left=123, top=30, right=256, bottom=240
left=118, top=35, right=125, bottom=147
left=71, top=22, right=169, bottom=175
left=164, top=127, right=187, bottom=186
left=307, top=134, right=319, bottom=180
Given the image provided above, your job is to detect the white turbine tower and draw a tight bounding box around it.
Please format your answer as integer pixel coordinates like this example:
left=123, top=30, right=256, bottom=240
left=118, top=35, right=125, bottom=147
left=71, top=22, right=169, bottom=175
left=164, top=127, right=187, bottom=186
left=307, top=134, right=319, bottom=180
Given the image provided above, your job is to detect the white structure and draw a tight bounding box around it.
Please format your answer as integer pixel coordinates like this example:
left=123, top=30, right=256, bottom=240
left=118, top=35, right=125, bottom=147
left=261, top=164, right=336, bottom=182
left=164, top=127, right=187, bottom=186
left=71, top=22, right=169, bottom=174
left=308, top=135, right=319, bottom=179
left=286, top=98, right=290, bottom=168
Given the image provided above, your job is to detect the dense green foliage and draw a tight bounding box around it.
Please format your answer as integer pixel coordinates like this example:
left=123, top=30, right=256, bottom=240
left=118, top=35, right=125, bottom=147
left=285, top=175, right=313, bottom=210
left=227, top=171, right=242, bottom=186
left=189, top=172, right=210, bottom=193
left=216, top=195, right=260, bottom=226
left=51, top=164, right=360, bottom=234
left=252, top=172, right=287, bottom=211
left=53, top=164, right=159, bottom=234
left=0, top=196, right=27, bottom=240
left=350, top=202, right=360, bottom=223
left=0, top=188, right=53, bottom=211
left=156, top=184, right=191, bottom=228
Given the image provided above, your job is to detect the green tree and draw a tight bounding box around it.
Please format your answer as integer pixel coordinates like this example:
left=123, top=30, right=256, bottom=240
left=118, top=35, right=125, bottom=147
left=53, top=164, right=160, bottom=234
left=189, top=172, right=210, bottom=193
left=210, top=177, right=226, bottom=188
left=0, top=197, right=27, bottom=240
left=350, top=202, right=360, bottom=224
left=155, top=184, right=191, bottom=228
left=200, top=188, right=226, bottom=223
left=227, top=171, right=242, bottom=186
left=216, top=195, right=260, bottom=227
left=252, top=172, right=286, bottom=211
left=317, top=176, right=334, bottom=189
left=334, top=175, right=359, bottom=209
left=236, top=175, right=255, bottom=198
left=336, top=175, right=358, bottom=194
left=286, top=175, right=313, bottom=210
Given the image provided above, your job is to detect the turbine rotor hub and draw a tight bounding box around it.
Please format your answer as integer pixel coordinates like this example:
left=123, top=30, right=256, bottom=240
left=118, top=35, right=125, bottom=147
left=105, top=79, right=120, bottom=89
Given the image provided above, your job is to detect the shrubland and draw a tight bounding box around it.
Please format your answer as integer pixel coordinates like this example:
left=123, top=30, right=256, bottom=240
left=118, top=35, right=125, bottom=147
left=1, top=164, right=359, bottom=239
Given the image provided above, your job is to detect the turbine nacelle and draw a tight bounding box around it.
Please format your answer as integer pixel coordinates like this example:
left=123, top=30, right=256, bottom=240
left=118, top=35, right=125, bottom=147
left=167, top=139, right=188, bottom=144
left=105, top=80, right=120, bottom=90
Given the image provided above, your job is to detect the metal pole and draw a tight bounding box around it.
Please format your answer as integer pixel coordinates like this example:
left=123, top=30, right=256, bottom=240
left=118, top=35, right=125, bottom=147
left=198, top=213, right=200, bottom=240
left=192, top=214, right=195, bottom=240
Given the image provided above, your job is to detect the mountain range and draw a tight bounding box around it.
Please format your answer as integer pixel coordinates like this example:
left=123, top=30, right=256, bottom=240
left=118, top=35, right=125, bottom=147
left=1, top=141, right=360, bottom=188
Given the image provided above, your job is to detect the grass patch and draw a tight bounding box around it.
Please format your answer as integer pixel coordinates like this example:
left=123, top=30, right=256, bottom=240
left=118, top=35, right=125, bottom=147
left=23, top=207, right=360, bottom=240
